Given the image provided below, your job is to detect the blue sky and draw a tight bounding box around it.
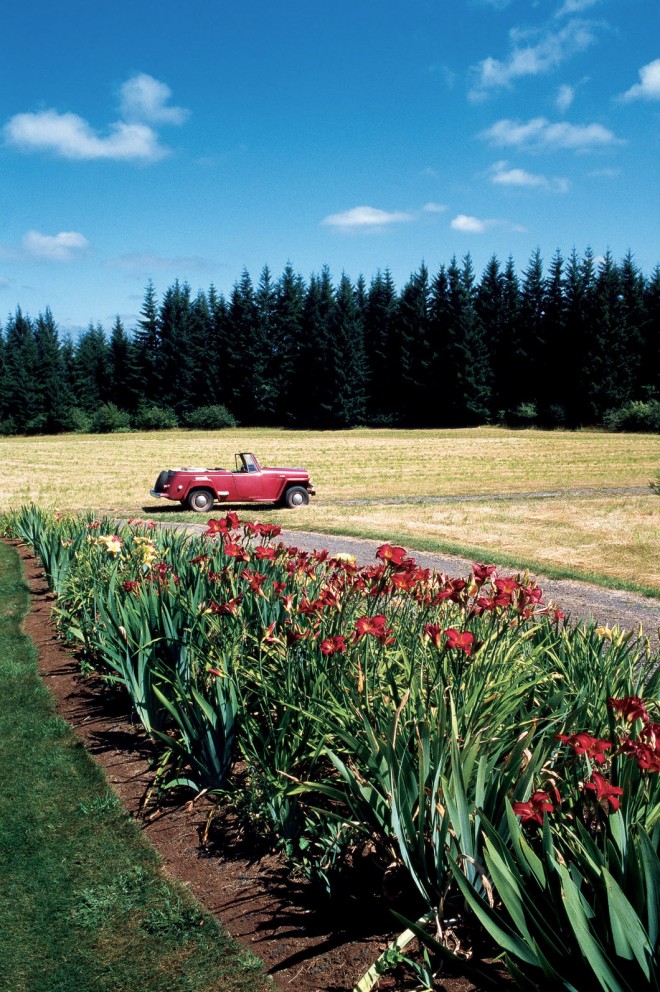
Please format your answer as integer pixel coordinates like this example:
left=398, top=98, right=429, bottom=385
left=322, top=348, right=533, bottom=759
left=1, top=0, right=658, bottom=334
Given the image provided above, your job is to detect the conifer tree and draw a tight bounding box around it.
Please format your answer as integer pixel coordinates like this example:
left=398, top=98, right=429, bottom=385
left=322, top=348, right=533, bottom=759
left=157, top=279, right=192, bottom=416
left=324, top=273, right=367, bottom=427
left=73, top=323, right=110, bottom=414
left=3, top=309, right=41, bottom=431
left=291, top=268, right=336, bottom=427
left=133, top=281, right=160, bottom=403
left=187, top=290, right=216, bottom=410
left=33, top=308, right=73, bottom=432
left=395, top=262, right=432, bottom=424
left=539, top=250, right=567, bottom=425
left=272, top=263, right=305, bottom=424
left=641, top=266, right=660, bottom=400
left=364, top=269, right=399, bottom=424
left=225, top=270, right=262, bottom=424
left=109, top=316, right=139, bottom=412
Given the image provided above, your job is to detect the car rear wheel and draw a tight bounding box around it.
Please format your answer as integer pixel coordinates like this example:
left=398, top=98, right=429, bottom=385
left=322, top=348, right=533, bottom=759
left=187, top=488, right=215, bottom=512
left=284, top=485, right=309, bottom=508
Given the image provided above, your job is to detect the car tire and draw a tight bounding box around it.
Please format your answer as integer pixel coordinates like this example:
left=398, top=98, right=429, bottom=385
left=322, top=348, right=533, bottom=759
left=284, top=485, right=309, bottom=508
left=187, top=488, right=215, bottom=513
left=154, top=470, right=169, bottom=492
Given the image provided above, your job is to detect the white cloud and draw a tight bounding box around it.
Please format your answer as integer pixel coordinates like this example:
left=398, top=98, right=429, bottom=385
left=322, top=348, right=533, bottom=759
left=4, top=109, right=167, bottom=161
left=119, top=73, right=189, bottom=124
left=3, top=73, right=188, bottom=162
left=588, top=166, right=621, bottom=177
left=422, top=201, right=447, bottom=213
left=321, top=206, right=414, bottom=230
left=490, top=160, right=570, bottom=191
left=555, top=83, right=575, bottom=112
left=480, top=116, right=622, bottom=151
left=470, top=19, right=599, bottom=98
left=451, top=214, right=490, bottom=233
left=620, top=59, right=660, bottom=102
left=21, top=230, right=89, bottom=261
left=555, top=0, right=599, bottom=16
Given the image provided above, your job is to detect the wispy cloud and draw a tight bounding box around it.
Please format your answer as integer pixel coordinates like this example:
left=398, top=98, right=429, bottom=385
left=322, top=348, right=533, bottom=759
left=555, top=83, right=575, bottom=112
left=321, top=206, right=415, bottom=230
left=0, top=229, right=90, bottom=262
left=489, top=160, right=570, bottom=191
left=451, top=214, right=491, bottom=233
left=480, top=116, right=622, bottom=151
left=3, top=73, right=188, bottom=162
left=555, top=0, right=600, bottom=16
left=421, top=202, right=447, bottom=213
left=106, top=252, right=214, bottom=274
left=469, top=18, right=599, bottom=99
left=0, top=276, right=9, bottom=289
left=119, top=73, right=189, bottom=124
left=619, top=59, right=660, bottom=102
left=449, top=214, right=526, bottom=234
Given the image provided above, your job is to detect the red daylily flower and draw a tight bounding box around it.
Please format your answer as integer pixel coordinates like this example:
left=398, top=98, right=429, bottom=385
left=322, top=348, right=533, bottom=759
left=584, top=772, right=624, bottom=812
left=608, top=696, right=650, bottom=724
left=512, top=791, right=555, bottom=826
left=556, top=733, right=613, bottom=765
left=354, top=614, right=394, bottom=645
left=472, top=563, right=497, bottom=585
left=620, top=738, right=660, bottom=773
left=123, top=580, right=141, bottom=594
left=423, top=623, right=444, bottom=650
left=320, top=635, right=348, bottom=655
left=224, top=511, right=240, bottom=530
left=241, top=568, right=267, bottom=593
left=444, top=628, right=476, bottom=656
left=255, top=545, right=276, bottom=561
left=222, top=541, right=249, bottom=561
left=205, top=518, right=229, bottom=535
left=376, top=544, right=408, bottom=567
left=208, top=595, right=243, bottom=615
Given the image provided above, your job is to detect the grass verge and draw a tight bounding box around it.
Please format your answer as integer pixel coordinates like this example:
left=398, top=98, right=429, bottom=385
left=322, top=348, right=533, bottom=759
left=0, top=541, right=266, bottom=992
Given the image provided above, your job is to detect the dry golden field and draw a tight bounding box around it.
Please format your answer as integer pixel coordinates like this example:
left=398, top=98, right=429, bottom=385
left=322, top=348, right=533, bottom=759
left=3, top=427, right=659, bottom=590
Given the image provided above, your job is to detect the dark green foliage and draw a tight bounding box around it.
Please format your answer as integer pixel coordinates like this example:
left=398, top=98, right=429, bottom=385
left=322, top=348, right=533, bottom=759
left=0, top=249, right=657, bottom=433
left=133, top=403, right=178, bottom=431
left=603, top=400, right=660, bottom=433
left=183, top=404, right=237, bottom=429
left=90, top=403, right=133, bottom=433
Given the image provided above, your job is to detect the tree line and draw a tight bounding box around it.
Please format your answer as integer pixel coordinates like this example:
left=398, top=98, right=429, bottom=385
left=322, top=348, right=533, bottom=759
left=1, top=248, right=658, bottom=435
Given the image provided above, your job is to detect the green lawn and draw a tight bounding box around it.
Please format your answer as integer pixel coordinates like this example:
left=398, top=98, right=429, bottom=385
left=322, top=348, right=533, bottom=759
left=0, top=541, right=266, bottom=992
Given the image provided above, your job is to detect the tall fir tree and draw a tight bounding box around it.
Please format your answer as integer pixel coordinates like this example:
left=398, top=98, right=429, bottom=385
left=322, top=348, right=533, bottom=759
left=156, top=280, right=192, bottom=416
left=291, top=268, right=336, bottom=427
left=33, top=308, right=73, bottom=432
left=272, top=263, right=305, bottom=425
left=3, top=309, right=41, bottom=431
left=72, top=323, right=110, bottom=414
left=323, top=273, right=367, bottom=427
left=109, top=316, right=139, bottom=412
left=133, top=281, right=160, bottom=404
left=364, top=269, right=399, bottom=424
left=394, top=262, right=432, bottom=424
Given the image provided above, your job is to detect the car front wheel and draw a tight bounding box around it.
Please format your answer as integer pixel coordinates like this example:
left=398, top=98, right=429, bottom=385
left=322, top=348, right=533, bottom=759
left=284, top=486, right=309, bottom=508
left=187, top=488, right=215, bottom=512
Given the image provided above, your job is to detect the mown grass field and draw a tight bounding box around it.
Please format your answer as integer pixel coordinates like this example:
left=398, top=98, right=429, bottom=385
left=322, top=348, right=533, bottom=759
left=3, top=426, right=659, bottom=591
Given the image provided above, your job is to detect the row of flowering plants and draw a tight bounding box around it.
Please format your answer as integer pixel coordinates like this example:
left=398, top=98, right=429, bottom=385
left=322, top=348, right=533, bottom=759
left=4, top=504, right=659, bottom=991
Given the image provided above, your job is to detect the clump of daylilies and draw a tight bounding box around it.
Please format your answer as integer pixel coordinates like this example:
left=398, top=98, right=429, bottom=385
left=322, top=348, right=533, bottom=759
left=5, top=504, right=659, bottom=992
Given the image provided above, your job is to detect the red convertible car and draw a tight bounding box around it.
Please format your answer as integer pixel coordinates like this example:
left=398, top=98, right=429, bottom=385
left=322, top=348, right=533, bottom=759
left=150, top=452, right=316, bottom=512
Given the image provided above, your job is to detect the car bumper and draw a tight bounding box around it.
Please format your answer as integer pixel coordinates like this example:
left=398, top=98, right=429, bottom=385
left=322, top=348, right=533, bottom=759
left=149, top=489, right=166, bottom=498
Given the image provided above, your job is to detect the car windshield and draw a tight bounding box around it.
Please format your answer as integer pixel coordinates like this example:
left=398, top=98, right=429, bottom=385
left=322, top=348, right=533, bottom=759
left=235, top=453, right=259, bottom=473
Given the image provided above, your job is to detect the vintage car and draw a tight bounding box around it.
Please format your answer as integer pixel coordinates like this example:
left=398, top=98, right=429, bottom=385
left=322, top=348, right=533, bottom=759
left=150, top=452, right=316, bottom=512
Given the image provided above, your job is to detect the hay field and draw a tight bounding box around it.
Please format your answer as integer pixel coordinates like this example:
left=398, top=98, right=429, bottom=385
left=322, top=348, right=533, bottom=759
left=3, top=427, right=659, bottom=590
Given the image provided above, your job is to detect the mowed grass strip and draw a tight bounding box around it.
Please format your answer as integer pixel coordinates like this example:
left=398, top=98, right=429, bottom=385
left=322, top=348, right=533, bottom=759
left=2, top=426, right=659, bottom=592
left=0, top=541, right=266, bottom=992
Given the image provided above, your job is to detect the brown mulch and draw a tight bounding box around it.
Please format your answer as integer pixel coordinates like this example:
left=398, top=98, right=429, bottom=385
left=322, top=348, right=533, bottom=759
left=13, top=540, right=482, bottom=992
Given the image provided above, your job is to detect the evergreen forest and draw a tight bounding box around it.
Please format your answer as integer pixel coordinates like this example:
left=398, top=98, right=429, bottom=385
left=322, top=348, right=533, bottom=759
left=1, top=248, right=658, bottom=435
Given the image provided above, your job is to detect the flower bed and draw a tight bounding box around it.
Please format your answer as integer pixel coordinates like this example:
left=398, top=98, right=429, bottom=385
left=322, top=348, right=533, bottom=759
left=5, top=505, right=659, bottom=992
